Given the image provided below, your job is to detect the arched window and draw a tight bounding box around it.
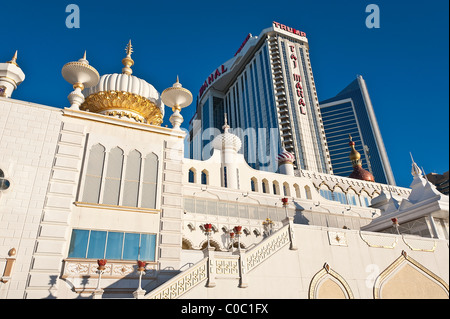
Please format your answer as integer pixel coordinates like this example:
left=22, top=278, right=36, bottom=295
left=360, top=191, right=371, bottom=207
left=294, top=184, right=301, bottom=198
left=346, top=188, right=359, bottom=206
left=82, top=144, right=106, bottom=204
left=103, top=147, right=124, bottom=205
left=141, top=153, right=158, bottom=209
left=201, top=170, right=208, bottom=185
left=304, top=185, right=312, bottom=199
left=319, top=184, right=333, bottom=201
left=283, top=182, right=290, bottom=196
left=122, top=150, right=142, bottom=207
left=333, top=187, right=347, bottom=204
left=262, top=179, right=269, bottom=194
left=251, top=177, right=258, bottom=192
left=273, top=181, right=280, bottom=195
left=188, top=168, right=196, bottom=183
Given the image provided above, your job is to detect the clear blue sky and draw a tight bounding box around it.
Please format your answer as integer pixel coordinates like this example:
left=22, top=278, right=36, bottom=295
left=1, top=0, right=448, bottom=188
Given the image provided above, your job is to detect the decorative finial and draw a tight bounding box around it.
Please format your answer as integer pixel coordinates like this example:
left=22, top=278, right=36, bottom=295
left=161, top=76, right=193, bottom=130
left=7, top=50, right=18, bottom=66
left=223, top=113, right=230, bottom=132
left=78, top=51, right=89, bottom=64
left=122, top=40, right=134, bottom=75
left=410, top=152, right=422, bottom=177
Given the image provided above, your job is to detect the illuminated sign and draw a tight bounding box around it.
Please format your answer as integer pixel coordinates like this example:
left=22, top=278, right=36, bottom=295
left=199, top=64, right=228, bottom=98
left=273, top=21, right=306, bottom=37
left=289, top=45, right=306, bottom=115
left=234, top=33, right=252, bottom=56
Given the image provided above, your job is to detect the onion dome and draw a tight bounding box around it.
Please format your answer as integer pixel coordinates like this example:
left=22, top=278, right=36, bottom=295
left=348, top=135, right=375, bottom=182
left=277, top=147, right=295, bottom=165
left=212, top=114, right=242, bottom=152
left=81, top=40, right=164, bottom=125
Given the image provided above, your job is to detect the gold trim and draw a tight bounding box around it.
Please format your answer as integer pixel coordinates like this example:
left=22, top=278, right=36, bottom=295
left=373, top=251, right=450, bottom=299
left=81, top=91, right=163, bottom=125
left=74, top=201, right=160, bottom=214
left=62, top=108, right=185, bottom=139
left=308, top=263, right=354, bottom=299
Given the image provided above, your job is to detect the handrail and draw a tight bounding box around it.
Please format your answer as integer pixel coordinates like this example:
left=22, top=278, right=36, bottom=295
left=144, top=257, right=208, bottom=299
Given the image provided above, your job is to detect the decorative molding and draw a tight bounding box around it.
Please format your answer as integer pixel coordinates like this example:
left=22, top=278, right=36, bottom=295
left=360, top=231, right=398, bottom=249
left=373, top=251, right=449, bottom=299
left=62, top=259, right=157, bottom=279
left=308, top=263, right=354, bottom=299
left=74, top=201, right=160, bottom=214
left=327, top=231, right=347, bottom=246
left=402, top=236, right=437, bottom=252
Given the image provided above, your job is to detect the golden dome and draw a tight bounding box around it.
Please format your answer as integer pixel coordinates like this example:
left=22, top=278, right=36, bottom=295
left=348, top=135, right=375, bottom=182
left=80, top=41, right=164, bottom=125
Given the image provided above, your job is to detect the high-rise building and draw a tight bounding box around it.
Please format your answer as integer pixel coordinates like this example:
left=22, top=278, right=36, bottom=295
left=188, top=22, right=332, bottom=174
left=319, top=75, right=396, bottom=185
left=426, top=171, right=449, bottom=195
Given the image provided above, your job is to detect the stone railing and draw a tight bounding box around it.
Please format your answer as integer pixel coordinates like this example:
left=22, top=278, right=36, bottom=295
left=245, top=223, right=291, bottom=272
left=144, top=257, right=208, bottom=299
left=142, top=217, right=297, bottom=298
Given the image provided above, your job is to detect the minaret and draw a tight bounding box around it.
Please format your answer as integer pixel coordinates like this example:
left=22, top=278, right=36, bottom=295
left=0, top=51, right=26, bottom=98
left=277, top=144, right=295, bottom=176
left=212, top=114, right=242, bottom=188
left=348, top=134, right=375, bottom=182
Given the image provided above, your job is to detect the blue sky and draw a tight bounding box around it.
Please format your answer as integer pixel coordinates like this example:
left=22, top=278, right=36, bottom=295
left=1, top=0, right=448, bottom=188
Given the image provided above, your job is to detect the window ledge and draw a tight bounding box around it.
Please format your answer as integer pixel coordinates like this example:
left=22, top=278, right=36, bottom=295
left=74, top=201, right=160, bottom=214
left=62, top=258, right=158, bottom=279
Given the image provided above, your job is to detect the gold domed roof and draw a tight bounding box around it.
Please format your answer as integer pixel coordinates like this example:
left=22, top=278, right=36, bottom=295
left=80, top=41, right=164, bottom=125
left=348, top=135, right=375, bottom=182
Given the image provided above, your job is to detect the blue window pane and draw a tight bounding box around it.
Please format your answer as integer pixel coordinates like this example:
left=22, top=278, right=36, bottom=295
left=87, top=231, right=107, bottom=259
left=68, top=229, right=89, bottom=258
left=105, top=232, right=124, bottom=260
left=122, top=233, right=140, bottom=260
left=139, top=234, right=156, bottom=261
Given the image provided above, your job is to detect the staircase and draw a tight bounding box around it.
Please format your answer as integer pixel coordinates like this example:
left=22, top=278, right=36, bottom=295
left=142, top=217, right=296, bottom=299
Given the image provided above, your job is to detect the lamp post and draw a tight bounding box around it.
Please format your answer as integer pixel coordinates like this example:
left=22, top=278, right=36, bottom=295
left=262, top=218, right=274, bottom=237
left=391, top=218, right=400, bottom=235
left=204, top=223, right=213, bottom=248
left=229, top=232, right=235, bottom=252
left=234, top=226, right=242, bottom=251
left=137, top=260, right=146, bottom=291
left=281, top=197, right=289, bottom=218
left=93, top=259, right=107, bottom=298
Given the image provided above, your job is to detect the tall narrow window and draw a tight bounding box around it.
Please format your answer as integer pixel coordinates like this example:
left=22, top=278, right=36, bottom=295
left=188, top=168, right=196, bottom=183
left=283, top=182, right=290, bottom=196
left=201, top=170, right=208, bottom=185
left=294, top=184, right=301, bottom=198
left=122, top=150, right=142, bottom=207
left=103, top=147, right=124, bottom=205
left=141, top=153, right=158, bottom=209
left=251, top=178, right=257, bottom=192
left=223, top=167, right=228, bottom=188
left=82, top=144, right=106, bottom=204
left=304, top=185, right=312, bottom=199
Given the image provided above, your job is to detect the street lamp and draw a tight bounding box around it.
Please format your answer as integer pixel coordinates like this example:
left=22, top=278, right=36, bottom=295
left=262, top=218, right=274, bottom=237
left=234, top=226, right=242, bottom=251
left=391, top=218, right=400, bottom=235
left=204, top=223, right=213, bottom=248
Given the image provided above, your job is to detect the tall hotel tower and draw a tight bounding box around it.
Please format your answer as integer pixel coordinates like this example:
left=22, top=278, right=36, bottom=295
left=319, top=75, right=396, bottom=185
left=188, top=22, right=332, bottom=174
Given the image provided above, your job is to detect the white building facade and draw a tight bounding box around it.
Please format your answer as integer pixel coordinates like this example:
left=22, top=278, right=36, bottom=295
left=0, top=43, right=448, bottom=300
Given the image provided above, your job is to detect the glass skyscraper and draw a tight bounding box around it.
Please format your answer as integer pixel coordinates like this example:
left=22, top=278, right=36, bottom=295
left=319, top=75, right=396, bottom=185
left=188, top=22, right=332, bottom=175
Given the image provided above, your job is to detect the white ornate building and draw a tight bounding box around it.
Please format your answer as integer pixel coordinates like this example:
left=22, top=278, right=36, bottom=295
left=0, top=43, right=448, bottom=299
